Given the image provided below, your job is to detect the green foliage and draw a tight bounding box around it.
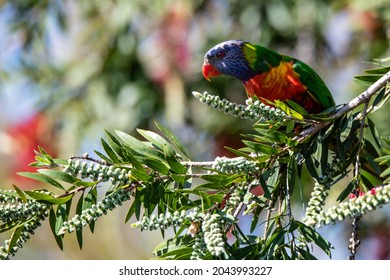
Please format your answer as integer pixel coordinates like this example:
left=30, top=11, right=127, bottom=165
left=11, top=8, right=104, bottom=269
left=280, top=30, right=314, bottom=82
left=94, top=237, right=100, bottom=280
left=1, top=56, right=390, bottom=259
left=375, top=136, right=390, bottom=183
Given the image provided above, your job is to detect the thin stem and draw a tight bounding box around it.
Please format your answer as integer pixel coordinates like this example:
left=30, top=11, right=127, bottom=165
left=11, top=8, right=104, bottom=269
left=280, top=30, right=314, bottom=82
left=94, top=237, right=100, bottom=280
left=354, top=101, right=369, bottom=180
left=54, top=185, right=93, bottom=198
left=263, top=208, right=272, bottom=240
left=348, top=101, right=369, bottom=260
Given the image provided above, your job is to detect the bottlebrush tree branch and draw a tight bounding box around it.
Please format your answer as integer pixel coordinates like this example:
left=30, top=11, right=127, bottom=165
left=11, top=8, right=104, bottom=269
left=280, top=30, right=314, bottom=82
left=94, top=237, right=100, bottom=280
left=296, top=70, right=390, bottom=142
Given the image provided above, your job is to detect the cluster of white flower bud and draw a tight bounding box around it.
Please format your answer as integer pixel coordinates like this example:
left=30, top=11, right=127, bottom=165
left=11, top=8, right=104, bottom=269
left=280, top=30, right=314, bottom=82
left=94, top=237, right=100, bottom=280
left=0, top=200, right=48, bottom=223
left=59, top=188, right=131, bottom=234
left=304, top=185, right=390, bottom=227
left=223, top=184, right=248, bottom=214
left=212, top=156, right=259, bottom=174
left=192, top=91, right=287, bottom=122
left=190, top=231, right=207, bottom=260
left=303, top=182, right=329, bottom=222
left=201, top=213, right=226, bottom=257
left=63, top=159, right=130, bottom=186
left=131, top=207, right=228, bottom=259
left=131, top=210, right=188, bottom=231
left=0, top=215, right=46, bottom=260
left=0, top=190, right=23, bottom=204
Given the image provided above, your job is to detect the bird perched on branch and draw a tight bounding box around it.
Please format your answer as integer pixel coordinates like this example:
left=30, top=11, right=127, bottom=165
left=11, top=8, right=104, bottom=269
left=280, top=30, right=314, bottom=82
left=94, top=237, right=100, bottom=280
left=202, top=40, right=335, bottom=114
left=202, top=40, right=384, bottom=189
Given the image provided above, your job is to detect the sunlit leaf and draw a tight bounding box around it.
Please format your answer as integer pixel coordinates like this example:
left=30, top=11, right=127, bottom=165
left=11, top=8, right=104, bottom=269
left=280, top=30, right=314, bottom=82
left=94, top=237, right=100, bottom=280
left=38, top=169, right=79, bottom=184
left=24, top=191, right=73, bottom=205
left=12, top=185, right=27, bottom=203
left=49, top=207, right=64, bottom=250
left=242, top=140, right=278, bottom=155
left=155, top=121, right=188, bottom=158
left=17, top=172, right=65, bottom=190
left=144, top=158, right=170, bottom=175
left=296, top=221, right=333, bottom=257
left=7, top=223, right=24, bottom=253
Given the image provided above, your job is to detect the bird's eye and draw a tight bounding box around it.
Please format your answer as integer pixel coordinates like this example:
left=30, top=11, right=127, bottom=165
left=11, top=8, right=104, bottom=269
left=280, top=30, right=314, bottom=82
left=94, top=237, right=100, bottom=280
left=216, top=51, right=225, bottom=59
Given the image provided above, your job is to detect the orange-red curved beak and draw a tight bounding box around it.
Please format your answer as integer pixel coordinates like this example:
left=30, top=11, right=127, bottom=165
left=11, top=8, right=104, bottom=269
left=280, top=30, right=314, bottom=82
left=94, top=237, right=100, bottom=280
left=202, top=61, right=221, bottom=81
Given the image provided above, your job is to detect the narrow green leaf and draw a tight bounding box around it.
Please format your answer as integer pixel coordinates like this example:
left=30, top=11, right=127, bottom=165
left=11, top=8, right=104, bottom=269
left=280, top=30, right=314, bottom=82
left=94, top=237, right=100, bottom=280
left=137, top=129, right=170, bottom=151
left=125, top=190, right=142, bottom=223
left=285, top=99, right=308, bottom=115
left=364, top=66, right=390, bottom=74
left=367, top=118, right=381, bottom=149
left=297, top=247, right=317, bottom=260
left=192, top=182, right=227, bottom=191
left=144, top=159, right=170, bottom=175
left=170, top=174, right=190, bottom=184
left=74, top=181, right=97, bottom=187
left=354, top=74, right=381, bottom=82
left=35, top=146, right=56, bottom=166
left=7, top=223, right=24, bottom=253
left=106, top=130, right=130, bottom=161
left=360, top=169, right=382, bottom=188
left=305, top=155, right=319, bottom=182
left=224, top=146, right=255, bottom=160
left=49, top=208, right=64, bottom=250
left=116, top=130, right=165, bottom=162
left=262, top=229, right=286, bottom=257
left=382, top=136, right=390, bottom=147
left=265, top=163, right=280, bottom=197
left=242, top=140, right=278, bottom=155
left=375, top=154, right=390, bottom=165
left=125, top=206, right=135, bottom=224
left=76, top=192, right=84, bottom=249
left=37, top=146, right=51, bottom=157
left=287, top=156, right=296, bottom=193
left=38, top=169, right=79, bottom=184
left=252, top=129, right=294, bottom=145
left=320, top=138, right=329, bottom=176
left=115, top=129, right=147, bottom=149
left=17, top=172, right=65, bottom=190
left=153, top=235, right=194, bottom=258
left=337, top=180, right=355, bottom=202
left=273, top=100, right=304, bottom=120
left=84, top=187, right=97, bottom=233
left=76, top=228, right=83, bottom=250
left=296, top=221, right=333, bottom=257
left=200, top=174, right=230, bottom=184
left=380, top=166, right=390, bottom=179
left=94, top=150, right=114, bottom=164
left=339, top=115, right=353, bottom=143
left=84, top=188, right=96, bottom=209
left=155, top=121, right=188, bottom=158
left=101, top=138, right=120, bottom=163
left=0, top=221, right=19, bottom=233
left=24, top=191, right=73, bottom=205
left=164, top=146, right=187, bottom=174
left=249, top=203, right=263, bottom=233
left=369, top=92, right=390, bottom=117
left=12, top=185, right=27, bottom=203
left=130, top=169, right=152, bottom=182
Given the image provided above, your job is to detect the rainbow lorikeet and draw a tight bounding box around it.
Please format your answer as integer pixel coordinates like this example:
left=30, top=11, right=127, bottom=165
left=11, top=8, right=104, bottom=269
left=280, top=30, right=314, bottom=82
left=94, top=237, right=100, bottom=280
left=202, top=40, right=384, bottom=187
left=202, top=40, right=335, bottom=114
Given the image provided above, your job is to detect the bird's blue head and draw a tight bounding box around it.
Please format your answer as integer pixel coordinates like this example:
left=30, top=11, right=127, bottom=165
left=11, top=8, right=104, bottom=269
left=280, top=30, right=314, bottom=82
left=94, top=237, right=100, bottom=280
left=202, top=40, right=256, bottom=82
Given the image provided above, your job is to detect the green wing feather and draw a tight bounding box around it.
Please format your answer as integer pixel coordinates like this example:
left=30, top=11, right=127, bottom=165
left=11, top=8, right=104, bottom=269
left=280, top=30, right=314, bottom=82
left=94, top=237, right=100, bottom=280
left=242, top=43, right=282, bottom=73
left=243, top=42, right=335, bottom=110
left=291, top=59, right=335, bottom=109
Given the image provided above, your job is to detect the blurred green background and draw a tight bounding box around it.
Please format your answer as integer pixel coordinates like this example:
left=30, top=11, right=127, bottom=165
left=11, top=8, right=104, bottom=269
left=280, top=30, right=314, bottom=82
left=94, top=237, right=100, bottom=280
left=0, top=0, right=389, bottom=259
